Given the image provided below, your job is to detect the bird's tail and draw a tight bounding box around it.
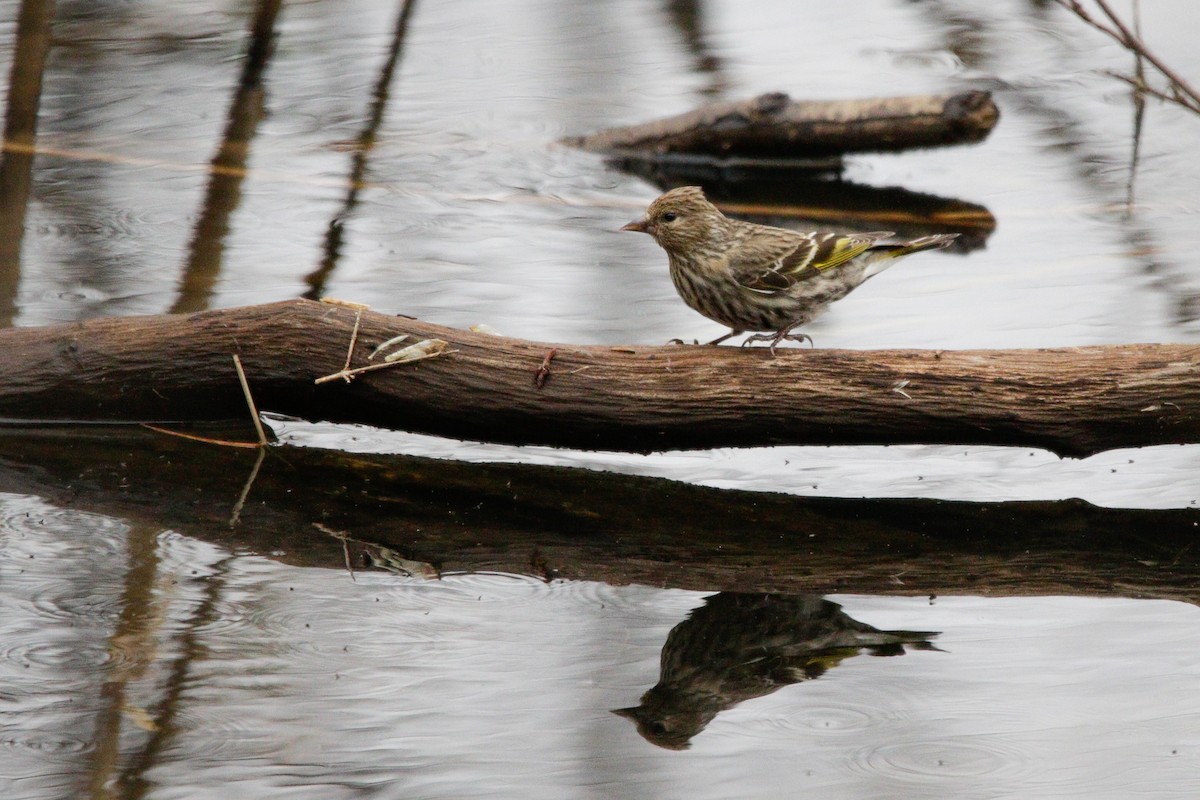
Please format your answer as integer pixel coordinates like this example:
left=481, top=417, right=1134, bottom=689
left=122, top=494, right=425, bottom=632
left=858, top=628, right=942, bottom=656
left=877, top=233, right=960, bottom=258
left=859, top=233, right=958, bottom=280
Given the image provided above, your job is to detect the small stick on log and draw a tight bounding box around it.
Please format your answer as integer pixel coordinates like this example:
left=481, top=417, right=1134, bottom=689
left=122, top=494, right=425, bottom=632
left=232, top=353, right=268, bottom=446
left=563, top=91, right=999, bottom=160
left=534, top=347, right=557, bottom=389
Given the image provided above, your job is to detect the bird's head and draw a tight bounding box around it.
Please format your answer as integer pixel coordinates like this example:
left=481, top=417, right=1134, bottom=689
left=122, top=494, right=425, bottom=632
left=621, top=186, right=727, bottom=255
left=611, top=704, right=709, bottom=750
left=611, top=685, right=721, bottom=750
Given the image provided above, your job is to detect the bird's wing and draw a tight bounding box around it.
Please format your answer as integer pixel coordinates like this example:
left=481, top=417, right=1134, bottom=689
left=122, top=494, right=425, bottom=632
left=732, top=231, right=895, bottom=294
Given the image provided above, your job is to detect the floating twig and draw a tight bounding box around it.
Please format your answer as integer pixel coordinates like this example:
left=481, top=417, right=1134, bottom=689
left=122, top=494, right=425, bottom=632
left=140, top=423, right=261, bottom=448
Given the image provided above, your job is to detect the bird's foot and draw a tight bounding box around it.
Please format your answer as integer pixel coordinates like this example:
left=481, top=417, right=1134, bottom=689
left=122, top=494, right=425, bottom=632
left=666, top=337, right=700, bottom=345
left=741, top=329, right=814, bottom=356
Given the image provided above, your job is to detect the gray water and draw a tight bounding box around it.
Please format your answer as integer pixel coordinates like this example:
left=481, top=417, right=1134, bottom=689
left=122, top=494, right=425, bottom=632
left=2, top=499, right=1199, bottom=799
left=2, top=0, right=1199, bottom=796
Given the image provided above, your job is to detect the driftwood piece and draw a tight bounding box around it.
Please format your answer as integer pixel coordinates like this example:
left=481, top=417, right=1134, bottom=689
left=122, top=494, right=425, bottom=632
left=563, top=91, right=1000, bottom=159
left=3, top=427, right=1198, bottom=603
left=0, top=299, right=1197, bottom=457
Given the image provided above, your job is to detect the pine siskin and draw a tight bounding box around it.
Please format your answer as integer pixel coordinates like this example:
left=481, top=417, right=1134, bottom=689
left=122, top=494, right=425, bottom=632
left=612, top=593, right=939, bottom=750
left=621, top=186, right=958, bottom=352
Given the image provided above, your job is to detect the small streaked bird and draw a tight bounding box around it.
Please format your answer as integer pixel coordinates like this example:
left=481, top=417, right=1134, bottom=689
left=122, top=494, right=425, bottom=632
left=621, top=186, right=958, bottom=352
left=612, top=593, right=939, bottom=750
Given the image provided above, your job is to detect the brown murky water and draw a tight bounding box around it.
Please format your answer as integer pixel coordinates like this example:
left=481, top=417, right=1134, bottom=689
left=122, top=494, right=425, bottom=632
left=1, top=0, right=1199, bottom=796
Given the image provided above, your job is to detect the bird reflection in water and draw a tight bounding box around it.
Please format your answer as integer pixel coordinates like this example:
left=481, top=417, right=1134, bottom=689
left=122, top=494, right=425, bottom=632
left=613, top=593, right=938, bottom=750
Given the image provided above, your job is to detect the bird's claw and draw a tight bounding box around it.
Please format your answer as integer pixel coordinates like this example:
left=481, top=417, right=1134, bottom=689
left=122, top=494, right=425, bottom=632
left=740, top=330, right=814, bottom=356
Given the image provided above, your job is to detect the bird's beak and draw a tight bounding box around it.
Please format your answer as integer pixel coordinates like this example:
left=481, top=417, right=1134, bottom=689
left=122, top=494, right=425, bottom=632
left=621, top=218, right=650, bottom=234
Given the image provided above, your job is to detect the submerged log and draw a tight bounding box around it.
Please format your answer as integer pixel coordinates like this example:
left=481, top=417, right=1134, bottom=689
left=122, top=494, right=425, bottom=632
left=0, top=299, right=1197, bottom=457
left=3, top=427, right=1198, bottom=602
left=563, top=91, right=999, bottom=160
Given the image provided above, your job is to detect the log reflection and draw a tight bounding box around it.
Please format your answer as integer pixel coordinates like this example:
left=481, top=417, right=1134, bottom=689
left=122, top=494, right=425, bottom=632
left=0, top=426, right=1196, bottom=604
left=614, top=593, right=937, bottom=749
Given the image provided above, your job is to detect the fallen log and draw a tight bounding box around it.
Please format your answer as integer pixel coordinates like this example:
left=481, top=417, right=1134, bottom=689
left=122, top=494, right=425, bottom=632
left=3, top=427, right=1197, bottom=603
left=563, top=91, right=999, bottom=161
left=0, top=299, right=1196, bottom=457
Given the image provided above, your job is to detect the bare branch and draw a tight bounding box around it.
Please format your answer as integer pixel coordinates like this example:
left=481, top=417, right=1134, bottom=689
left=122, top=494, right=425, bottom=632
left=1105, top=71, right=1200, bottom=115
left=1057, top=0, right=1200, bottom=116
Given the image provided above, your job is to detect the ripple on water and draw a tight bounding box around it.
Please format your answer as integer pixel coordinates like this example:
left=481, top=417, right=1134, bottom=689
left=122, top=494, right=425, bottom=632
left=403, top=571, right=555, bottom=606
left=0, top=498, right=127, bottom=629
left=1, top=635, right=121, bottom=672
left=728, top=674, right=928, bottom=738
left=0, top=495, right=129, bottom=551
left=795, top=703, right=880, bottom=732
left=847, top=735, right=1037, bottom=784
left=26, top=589, right=121, bottom=627
left=547, top=579, right=710, bottom=619
left=0, top=728, right=92, bottom=758
left=543, top=579, right=665, bottom=614
left=167, top=701, right=287, bottom=760
left=207, top=600, right=449, bottom=665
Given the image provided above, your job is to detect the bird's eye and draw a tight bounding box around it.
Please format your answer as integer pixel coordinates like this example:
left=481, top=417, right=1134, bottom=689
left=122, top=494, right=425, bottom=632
left=661, top=211, right=678, bottom=223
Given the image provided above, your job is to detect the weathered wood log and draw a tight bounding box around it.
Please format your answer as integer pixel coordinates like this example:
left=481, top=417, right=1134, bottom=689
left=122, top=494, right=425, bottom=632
left=563, top=91, right=999, bottom=160
left=0, top=299, right=1196, bottom=457
left=4, top=427, right=1197, bottom=602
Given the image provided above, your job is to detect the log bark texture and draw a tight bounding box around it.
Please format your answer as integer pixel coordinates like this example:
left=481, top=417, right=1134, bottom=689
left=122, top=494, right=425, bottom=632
left=563, top=91, right=999, bottom=158
left=0, top=299, right=1197, bottom=457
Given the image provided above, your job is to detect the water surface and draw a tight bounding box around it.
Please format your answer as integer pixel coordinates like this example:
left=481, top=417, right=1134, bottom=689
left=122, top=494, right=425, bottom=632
left=1, top=0, right=1199, bottom=796
left=2, top=501, right=1198, bottom=799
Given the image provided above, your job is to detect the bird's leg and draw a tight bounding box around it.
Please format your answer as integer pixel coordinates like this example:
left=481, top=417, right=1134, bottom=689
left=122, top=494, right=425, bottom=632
left=740, top=324, right=813, bottom=355
left=703, top=329, right=743, bottom=346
